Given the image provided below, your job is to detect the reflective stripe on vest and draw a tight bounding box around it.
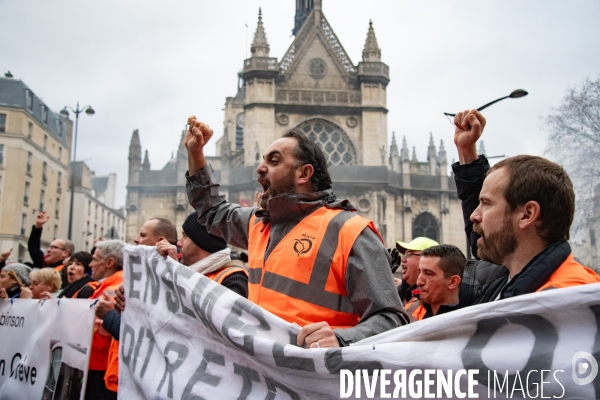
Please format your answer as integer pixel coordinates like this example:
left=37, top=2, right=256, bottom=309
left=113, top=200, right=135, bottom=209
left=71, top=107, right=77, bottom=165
left=247, top=207, right=381, bottom=329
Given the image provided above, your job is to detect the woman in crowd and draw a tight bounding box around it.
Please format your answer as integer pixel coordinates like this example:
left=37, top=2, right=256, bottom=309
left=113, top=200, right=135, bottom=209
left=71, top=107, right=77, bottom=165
left=58, top=251, right=97, bottom=299
left=0, top=263, right=32, bottom=298
left=21, top=268, right=62, bottom=299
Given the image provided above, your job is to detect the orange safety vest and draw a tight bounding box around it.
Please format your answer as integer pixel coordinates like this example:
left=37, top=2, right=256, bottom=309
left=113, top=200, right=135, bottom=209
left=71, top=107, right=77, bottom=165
left=72, top=281, right=99, bottom=299
left=537, top=254, right=600, bottom=291
left=105, top=339, right=119, bottom=392
left=205, top=261, right=248, bottom=284
left=89, top=271, right=123, bottom=373
left=403, top=297, right=426, bottom=322
left=247, top=207, right=382, bottom=329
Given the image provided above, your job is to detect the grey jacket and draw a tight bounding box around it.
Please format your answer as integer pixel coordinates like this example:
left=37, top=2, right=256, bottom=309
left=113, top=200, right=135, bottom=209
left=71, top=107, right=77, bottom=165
left=186, top=165, right=408, bottom=346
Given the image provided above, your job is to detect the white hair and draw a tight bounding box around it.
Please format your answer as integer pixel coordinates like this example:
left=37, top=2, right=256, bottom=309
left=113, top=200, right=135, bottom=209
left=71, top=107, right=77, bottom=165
left=95, top=240, right=127, bottom=270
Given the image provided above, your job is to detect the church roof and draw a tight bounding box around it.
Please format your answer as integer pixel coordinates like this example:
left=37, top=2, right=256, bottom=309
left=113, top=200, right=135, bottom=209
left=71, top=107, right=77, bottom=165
left=279, top=4, right=356, bottom=76
left=0, top=76, right=67, bottom=144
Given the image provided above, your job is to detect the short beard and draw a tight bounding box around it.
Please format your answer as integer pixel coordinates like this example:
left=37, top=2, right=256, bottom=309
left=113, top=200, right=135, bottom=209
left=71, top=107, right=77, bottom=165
left=473, top=213, right=517, bottom=265
left=260, top=167, right=297, bottom=210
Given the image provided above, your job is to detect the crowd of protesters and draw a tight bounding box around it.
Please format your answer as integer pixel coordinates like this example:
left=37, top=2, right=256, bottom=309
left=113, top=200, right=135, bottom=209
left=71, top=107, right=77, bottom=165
left=1, top=108, right=600, bottom=399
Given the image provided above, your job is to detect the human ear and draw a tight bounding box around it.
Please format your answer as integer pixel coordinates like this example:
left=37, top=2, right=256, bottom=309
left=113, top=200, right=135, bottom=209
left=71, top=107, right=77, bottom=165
left=297, top=164, right=314, bottom=186
left=518, top=201, right=541, bottom=231
left=448, top=275, right=461, bottom=290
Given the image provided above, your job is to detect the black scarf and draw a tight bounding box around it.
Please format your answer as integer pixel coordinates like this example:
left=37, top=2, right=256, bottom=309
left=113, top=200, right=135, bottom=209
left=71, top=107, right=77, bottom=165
left=58, top=275, right=95, bottom=298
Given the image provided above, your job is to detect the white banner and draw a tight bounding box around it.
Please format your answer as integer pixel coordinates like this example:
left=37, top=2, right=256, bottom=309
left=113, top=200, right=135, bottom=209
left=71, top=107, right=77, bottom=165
left=0, top=297, right=95, bottom=400
left=120, top=245, right=600, bottom=399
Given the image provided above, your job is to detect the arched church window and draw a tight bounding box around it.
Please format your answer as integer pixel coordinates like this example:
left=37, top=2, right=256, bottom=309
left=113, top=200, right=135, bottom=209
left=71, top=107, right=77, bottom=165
left=295, top=118, right=357, bottom=166
left=412, top=212, right=439, bottom=242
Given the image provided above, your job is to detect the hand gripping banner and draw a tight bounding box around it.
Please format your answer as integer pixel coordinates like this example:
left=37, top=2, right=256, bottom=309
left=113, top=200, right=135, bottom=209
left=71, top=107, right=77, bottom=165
left=119, top=245, right=600, bottom=399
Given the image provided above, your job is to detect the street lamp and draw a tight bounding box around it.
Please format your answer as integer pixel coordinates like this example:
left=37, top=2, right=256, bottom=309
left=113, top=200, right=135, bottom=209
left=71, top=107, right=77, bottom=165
left=60, top=102, right=95, bottom=241
left=444, top=89, right=528, bottom=117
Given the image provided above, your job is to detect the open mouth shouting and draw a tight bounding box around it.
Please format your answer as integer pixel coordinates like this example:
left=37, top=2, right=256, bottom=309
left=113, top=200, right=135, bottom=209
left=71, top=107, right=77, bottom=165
left=258, top=177, right=270, bottom=204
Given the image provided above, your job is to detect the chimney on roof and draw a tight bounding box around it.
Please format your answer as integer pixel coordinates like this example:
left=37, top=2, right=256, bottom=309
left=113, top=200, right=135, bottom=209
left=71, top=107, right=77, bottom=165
left=4, top=71, right=13, bottom=78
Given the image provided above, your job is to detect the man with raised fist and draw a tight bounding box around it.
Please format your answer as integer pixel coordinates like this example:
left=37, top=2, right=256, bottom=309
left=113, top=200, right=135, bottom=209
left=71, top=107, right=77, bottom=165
left=28, top=210, right=74, bottom=287
left=184, top=116, right=407, bottom=348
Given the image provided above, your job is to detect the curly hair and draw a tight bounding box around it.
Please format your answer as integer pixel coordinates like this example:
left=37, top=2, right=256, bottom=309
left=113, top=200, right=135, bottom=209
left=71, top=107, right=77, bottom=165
left=282, top=129, right=332, bottom=191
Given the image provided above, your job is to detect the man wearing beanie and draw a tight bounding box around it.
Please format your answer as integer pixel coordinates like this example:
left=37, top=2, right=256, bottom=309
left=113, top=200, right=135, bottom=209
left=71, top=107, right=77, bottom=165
left=157, top=212, right=248, bottom=298
left=185, top=117, right=407, bottom=349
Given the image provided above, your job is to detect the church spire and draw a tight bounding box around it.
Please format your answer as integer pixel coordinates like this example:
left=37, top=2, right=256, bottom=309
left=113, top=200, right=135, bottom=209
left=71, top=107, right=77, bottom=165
left=142, top=150, right=150, bottom=171
left=401, top=136, right=410, bottom=162
left=251, top=8, right=270, bottom=57
left=362, top=20, right=381, bottom=62
left=293, top=0, right=315, bottom=36
left=427, top=132, right=437, bottom=160
left=478, top=141, right=487, bottom=156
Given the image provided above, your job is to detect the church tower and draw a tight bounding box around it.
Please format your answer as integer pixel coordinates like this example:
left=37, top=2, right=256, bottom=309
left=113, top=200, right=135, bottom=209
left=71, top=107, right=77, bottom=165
left=358, top=21, right=389, bottom=166
left=128, top=129, right=141, bottom=185
left=293, top=0, right=314, bottom=36
left=242, top=9, right=278, bottom=166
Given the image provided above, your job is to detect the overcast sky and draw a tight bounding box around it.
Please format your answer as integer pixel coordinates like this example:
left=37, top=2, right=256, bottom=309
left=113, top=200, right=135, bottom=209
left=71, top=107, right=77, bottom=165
left=2, top=0, right=599, bottom=208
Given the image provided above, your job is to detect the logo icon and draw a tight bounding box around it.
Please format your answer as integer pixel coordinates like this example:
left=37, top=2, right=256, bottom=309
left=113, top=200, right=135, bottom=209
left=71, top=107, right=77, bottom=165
left=293, top=238, right=312, bottom=256
left=572, top=351, right=598, bottom=385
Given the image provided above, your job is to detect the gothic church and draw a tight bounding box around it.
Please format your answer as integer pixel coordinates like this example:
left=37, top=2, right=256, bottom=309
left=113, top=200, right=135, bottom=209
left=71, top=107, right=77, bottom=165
left=126, top=0, right=467, bottom=254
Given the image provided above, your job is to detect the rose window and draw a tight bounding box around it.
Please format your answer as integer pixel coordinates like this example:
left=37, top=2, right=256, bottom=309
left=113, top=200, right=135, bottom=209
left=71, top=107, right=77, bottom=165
left=296, top=118, right=357, bottom=166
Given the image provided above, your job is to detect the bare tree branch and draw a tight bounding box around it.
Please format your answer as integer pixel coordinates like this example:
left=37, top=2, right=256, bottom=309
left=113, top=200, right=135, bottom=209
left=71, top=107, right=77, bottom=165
left=544, top=76, right=600, bottom=242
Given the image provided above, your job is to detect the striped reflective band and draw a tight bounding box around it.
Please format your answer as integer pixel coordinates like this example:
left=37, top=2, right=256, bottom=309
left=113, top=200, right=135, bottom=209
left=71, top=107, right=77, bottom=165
left=261, top=210, right=356, bottom=313
left=248, top=267, right=263, bottom=284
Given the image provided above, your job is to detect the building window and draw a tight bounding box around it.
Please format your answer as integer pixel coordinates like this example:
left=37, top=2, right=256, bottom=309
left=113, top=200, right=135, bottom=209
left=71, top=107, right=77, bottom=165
left=23, top=182, right=30, bottom=205
left=25, top=90, right=33, bottom=110
left=57, top=171, right=62, bottom=191
left=88, top=200, right=91, bottom=215
left=296, top=118, right=357, bottom=166
left=26, top=152, right=32, bottom=174
left=54, top=224, right=58, bottom=239
left=28, top=122, right=33, bottom=140
left=0, top=176, right=3, bottom=200
left=55, top=120, right=62, bottom=136
left=21, top=214, right=27, bottom=236
left=43, top=135, right=48, bottom=150
left=39, top=189, right=45, bottom=212
left=0, top=144, right=4, bottom=165
left=41, top=105, right=48, bottom=125
left=58, top=147, right=62, bottom=161
left=412, top=212, right=439, bottom=242
left=55, top=197, right=60, bottom=219
left=0, top=113, right=6, bottom=132
left=42, top=161, right=48, bottom=184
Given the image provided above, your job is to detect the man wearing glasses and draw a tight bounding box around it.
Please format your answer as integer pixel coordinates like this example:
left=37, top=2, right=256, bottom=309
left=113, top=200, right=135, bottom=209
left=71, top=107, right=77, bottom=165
left=395, top=237, right=438, bottom=304
left=28, top=211, right=74, bottom=288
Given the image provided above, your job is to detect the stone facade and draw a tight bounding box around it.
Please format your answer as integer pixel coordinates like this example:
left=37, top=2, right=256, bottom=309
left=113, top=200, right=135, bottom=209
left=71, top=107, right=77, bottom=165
left=126, top=0, right=467, bottom=255
left=0, top=74, right=72, bottom=262
left=62, top=161, right=126, bottom=252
